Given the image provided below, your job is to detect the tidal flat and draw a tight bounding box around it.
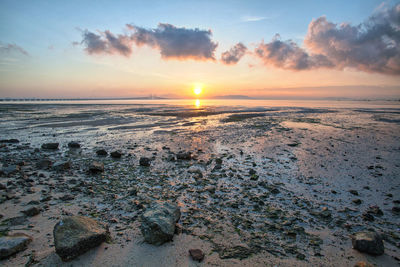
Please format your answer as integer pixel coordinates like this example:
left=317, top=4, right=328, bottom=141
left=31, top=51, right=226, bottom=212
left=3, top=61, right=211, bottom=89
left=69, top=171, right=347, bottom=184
left=0, top=102, right=399, bottom=266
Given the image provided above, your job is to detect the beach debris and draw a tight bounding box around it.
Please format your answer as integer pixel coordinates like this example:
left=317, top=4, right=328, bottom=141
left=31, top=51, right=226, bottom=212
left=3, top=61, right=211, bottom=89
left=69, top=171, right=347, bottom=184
left=139, top=157, right=151, bottom=167
left=189, top=248, right=205, bottom=262
left=96, top=149, right=107, bottom=156
left=140, top=202, right=180, bottom=245
left=21, top=206, right=40, bottom=217
left=110, top=151, right=122, bottom=158
left=68, top=141, right=81, bottom=148
left=53, top=216, right=110, bottom=261
left=89, top=161, right=104, bottom=173
left=0, top=233, right=32, bottom=260
left=351, top=231, right=384, bottom=255
left=41, top=143, right=59, bottom=150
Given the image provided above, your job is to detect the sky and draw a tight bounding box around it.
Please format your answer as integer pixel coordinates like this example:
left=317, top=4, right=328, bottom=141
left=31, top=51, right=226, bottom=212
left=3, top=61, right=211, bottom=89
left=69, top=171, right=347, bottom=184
left=0, top=0, right=399, bottom=99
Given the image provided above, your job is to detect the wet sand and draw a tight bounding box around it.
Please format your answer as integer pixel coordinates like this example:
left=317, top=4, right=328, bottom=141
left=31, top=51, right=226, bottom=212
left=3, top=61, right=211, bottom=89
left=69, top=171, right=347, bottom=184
left=0, top=102, right=399, bottom=266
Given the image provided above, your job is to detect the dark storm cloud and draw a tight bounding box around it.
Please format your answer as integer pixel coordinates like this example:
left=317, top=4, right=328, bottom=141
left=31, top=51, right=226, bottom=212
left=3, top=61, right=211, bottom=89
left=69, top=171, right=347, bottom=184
left=0, top=43, right=29, bottom=56
left=79, top=23, right=218, bottom=60
left=127, top=23, right=218, bottom=60
left=256, top=4, right=400, bottom=75
left=221, top=43, right=247, bottom=65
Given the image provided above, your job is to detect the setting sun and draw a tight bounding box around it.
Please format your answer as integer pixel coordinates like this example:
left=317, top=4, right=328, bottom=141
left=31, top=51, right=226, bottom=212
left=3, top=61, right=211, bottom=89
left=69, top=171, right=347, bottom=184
left=193, top=84, right=203, bottom=95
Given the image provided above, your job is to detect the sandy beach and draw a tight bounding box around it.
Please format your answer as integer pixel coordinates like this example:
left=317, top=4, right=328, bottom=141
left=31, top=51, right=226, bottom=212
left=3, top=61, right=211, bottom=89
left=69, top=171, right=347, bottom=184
left=0, top=101, right=399, bottom=266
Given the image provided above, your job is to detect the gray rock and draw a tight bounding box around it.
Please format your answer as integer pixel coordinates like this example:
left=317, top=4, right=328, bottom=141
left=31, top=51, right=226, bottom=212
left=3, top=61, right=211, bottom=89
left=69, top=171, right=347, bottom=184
left=68, top=142, right=80, bottom=148
left=36, top=159, right=52, bottom=169
left=96, top=149, right=107, bottom=156
left=110, top=151, right=122, bottom=158
left=1, top=165, right=20, bottom=176
left=0, top=139, right=19, bottom=144
left=89, top=161, right=104, bottom=173
left=53, top=216, right=110, bottom=261
left=0, top=233, right=32, bottom=260
left=41, top=143, right=59, bottom=150
left=21, top=206, right=40, bottom=217
left=53, top=161, right=71, bottom=171
left=176, top=152, right=191, bottom=160
left=140, top=202, right=180, bottom=245
left=351, top=231, right=384, bottom=255
left=139, top=157, right=151, bottom=167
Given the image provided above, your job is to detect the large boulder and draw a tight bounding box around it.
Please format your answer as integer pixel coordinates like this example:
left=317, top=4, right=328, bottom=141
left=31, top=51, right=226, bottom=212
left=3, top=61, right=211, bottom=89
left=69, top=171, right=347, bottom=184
left=53, top=216, right=110, bottom=261
left=351, top=231, right=384, bottom=255
left=140, top=202, right=180, bottom=245
left=0, top=233, right=32, bottom=260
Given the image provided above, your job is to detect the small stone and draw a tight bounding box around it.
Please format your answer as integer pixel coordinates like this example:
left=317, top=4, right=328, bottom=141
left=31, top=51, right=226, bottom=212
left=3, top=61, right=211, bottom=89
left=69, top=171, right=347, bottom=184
left=36, top=159, right=52, bottom=169
left=89, top=161, right=104, bottom=173
left=54, top=216, right=110, bottom=261
left=139, top=157, right=151, bottom=167
left=41, top=143, right=59, bottom=150
left=189, top=249, right=204, bottom=262
left=351, top=231, right=384, bottom=255
left=53, top=161, right=71, bottom=171
left=176, top=152, right=191, bottom=160
left=392, top=206, right=400, bottom=213
left=96, top=149, right=107, bottom=156
left=349, top=190, right=359, bottom=196
left=68, top=141, right=80, bottom=148
left=0, top=139, right=19, bottom=144
left=110, top=151, right=122, bottom=158
left=367, top=205, right=383, bottom=216
left=352, top=199, right=362, bottom=205
left=21, top=206, right=40, bottom=217
left=0, top=233, right=32, bottom=260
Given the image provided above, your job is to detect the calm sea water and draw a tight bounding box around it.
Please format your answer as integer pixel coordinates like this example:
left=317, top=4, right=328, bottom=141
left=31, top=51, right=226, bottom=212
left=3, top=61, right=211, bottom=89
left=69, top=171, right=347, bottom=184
left=1, top=99, right=399, bottom=109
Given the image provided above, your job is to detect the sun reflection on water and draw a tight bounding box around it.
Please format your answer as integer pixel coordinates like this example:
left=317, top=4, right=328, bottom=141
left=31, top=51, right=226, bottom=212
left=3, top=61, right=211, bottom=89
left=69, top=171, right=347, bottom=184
left=195, top=99, right=201, bottom=108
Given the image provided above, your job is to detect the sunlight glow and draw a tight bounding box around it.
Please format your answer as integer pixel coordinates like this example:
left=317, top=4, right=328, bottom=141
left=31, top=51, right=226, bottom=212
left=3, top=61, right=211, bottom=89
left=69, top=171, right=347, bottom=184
left=195, top=99, right=201, bottom=108
left=193, top=83, right=203, bottom=95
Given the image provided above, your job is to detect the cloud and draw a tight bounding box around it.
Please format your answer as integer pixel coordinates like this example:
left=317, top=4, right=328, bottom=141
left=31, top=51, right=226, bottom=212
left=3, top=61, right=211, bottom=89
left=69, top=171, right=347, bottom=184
left=127, top=23, right=218, bottom=60
left=255, top=34, right=332, bottom=70
left=78, top=23, right=218, bottom=60
left=0, top=43, right=29, bottom=56
left=221, top=43, right=247, bottom=65
left=255, top=3, right=400, bottom=75
left=80, top=30, right=133, bottom=56
left=241, top=16, right=267, bottom=22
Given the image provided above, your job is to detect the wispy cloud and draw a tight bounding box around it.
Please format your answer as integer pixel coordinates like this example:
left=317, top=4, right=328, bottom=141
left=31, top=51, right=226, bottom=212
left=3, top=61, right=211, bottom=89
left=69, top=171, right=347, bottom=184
left=240, top=15, right=268, bottom=22
left=0, top=43, right=29, bottom=56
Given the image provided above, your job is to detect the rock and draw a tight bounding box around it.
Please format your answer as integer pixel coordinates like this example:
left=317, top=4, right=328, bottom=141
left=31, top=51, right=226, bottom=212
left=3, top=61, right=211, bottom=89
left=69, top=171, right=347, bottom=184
left=249, top=169, right=256, bottom=175
left=354, top=261, right=375, bottom=267
left=0, top=139, right=19, bottom=144
left=0, top=233, right=32, bottom=260
left=362, top=212, right=374, bottom=221
left=349, top=190, right=359, bottom=196
left=352, top=199, right=362, bottom=205
left=215, top=158, right=223, bottom=165
left=219, top=244, right=253, bottom=259
left=367, top=205, right=383, bottom=216
left=21, top=206, right=40, bottom=217
left=89, top=161, right=104, bottom=173
left=110, top=151, right=122, bottom=158
left=0, top=183, right=5, bottom=190
left=53, top=161, right=71, bottom=171
left=1, top=165, right=20, bottom=176
left=96, top=149, right=107, bottom=156
left=5, top=216, right=29, bottom=226
left=176, top=152, right=191, bottom=160
left=41, top=143, right=59, bottom=150
left=36, top=159, right=52, bottom=169
left=59, top=194, right=74, bottom=201
left=392, top=206, right=400, bottom=213
left=189, top=249, right=205, bottom=262
left=68, top=142, right=80, bottom=148
left=139, top=157, right=151, bottom=167
left=351, top=231, right=384, bottom=255
left=319, top=207, right=332, bottom=218
left=53, top=216, right=110, bottom=261
left=140, top=202, right=180, bottom=245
